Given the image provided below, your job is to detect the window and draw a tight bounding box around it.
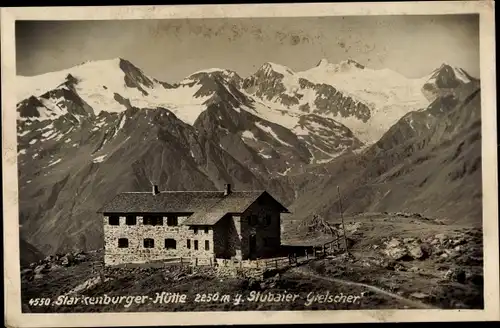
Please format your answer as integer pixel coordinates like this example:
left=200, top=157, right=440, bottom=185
left=156, top=216, right=163, bottom=225
left=263, top=215, right=271, bottom=226
left=248, top=215, right=257, bottom=226
left=194, top=240, right=199, bottom=250
left=118, top=238, right=129, bottom=248
left=193, top=227, right=198, bottom=234
left=143, top=238, right=154, bottom=248
left=165, top=239, right=176, bottom=249
left=187, top=239, right=191, bottom=249
left=143, top=216, right=153, bottom=225
left=144, top=215, right=163, bottom=226
left=205, top=240, right=210, bottom=250
left=167, top=216, right=178, bottom=226
left=204, top=227, right=209, bottom=234
left=108, top=216, right=120, bottom=225
left=126, top=215, right=136, bottom=225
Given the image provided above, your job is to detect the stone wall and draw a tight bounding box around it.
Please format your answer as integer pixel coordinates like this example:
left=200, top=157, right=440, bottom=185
left=103, top=214, right=215, bottom=266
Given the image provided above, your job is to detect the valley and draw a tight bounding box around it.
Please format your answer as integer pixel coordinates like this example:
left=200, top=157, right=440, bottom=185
left=16, top=57, right=481, bottom=270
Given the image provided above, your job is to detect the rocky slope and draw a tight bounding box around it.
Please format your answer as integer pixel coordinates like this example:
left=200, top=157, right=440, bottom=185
left=242, top=59, right=430, bottom=143
left=16, top=57, right=479, bottom=259
left=15, top=58, right=359, bottom=256
left=284, top=64, right=481, bottom=227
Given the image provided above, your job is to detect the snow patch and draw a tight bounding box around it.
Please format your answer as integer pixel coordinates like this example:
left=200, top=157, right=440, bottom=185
left=408, top=118, right=415, bottom=131
left=452, top=67, right=471, bottom=83
left=241, top=130, right=257, bottom=141
left=47, top=158, right=62, bottom=167
left=118, top=114, right=126, bottom=130
left=277, top=167, right=292, bottom=176
left=255, top=122, right=292, bottom=147
left=18, top=129, right=30, bottom=137
left=92, top=155, right=107, bottom=163
left=259, top=152, right=272, bottom=159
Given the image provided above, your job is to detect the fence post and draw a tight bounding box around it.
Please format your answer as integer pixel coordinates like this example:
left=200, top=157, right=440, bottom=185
left=195, top=258, right=198, bottom=266
left=180, top=257, right=183, bottom=265
left=305, top=249, right=308, bottom=260
left=210, top=258, right=212, bottom=267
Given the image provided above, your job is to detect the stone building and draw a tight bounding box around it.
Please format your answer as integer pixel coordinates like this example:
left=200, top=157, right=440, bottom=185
left=97, top=184, right=290, bottom=266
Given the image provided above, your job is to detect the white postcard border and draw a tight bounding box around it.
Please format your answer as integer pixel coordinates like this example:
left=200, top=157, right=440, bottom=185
left=2, top=2, right=498, bottom=327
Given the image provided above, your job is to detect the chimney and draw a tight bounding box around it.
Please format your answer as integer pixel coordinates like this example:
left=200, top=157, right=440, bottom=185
left=224, top=183, right=232, bottom=196
left=152, top=184, right=160, bottom=195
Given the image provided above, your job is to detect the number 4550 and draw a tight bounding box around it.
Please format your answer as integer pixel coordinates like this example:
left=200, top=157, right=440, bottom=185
left=28, top=298, right=51, bottom=306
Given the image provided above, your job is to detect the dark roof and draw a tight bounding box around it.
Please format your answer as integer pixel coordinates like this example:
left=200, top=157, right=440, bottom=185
left=183, top=210, right=228, bottom=226
left=98, top=190, right=289, bottom=225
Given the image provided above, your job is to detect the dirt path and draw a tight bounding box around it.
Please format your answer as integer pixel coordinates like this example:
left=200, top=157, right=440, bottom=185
left=291, top=267, right=438, bottom=309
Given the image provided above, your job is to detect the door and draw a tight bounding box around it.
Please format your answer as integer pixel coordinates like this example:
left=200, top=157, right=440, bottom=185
left=249, top=234, right=257, bottom=260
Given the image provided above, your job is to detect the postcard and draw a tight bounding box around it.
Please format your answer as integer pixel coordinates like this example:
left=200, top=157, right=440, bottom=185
left=2, top=2, right=498, bottom=327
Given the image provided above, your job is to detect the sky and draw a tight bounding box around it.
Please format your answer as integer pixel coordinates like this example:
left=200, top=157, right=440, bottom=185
left=16, top=14, right=480, bottom=82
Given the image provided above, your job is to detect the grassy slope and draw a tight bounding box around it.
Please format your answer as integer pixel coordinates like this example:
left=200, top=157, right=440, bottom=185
left=22, top=213, right=483, bottom=313
left=285, top=85, right=482, bottom=227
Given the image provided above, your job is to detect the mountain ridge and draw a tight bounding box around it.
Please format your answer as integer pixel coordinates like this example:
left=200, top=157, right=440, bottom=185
left=16, top=57, right=480, bottom=259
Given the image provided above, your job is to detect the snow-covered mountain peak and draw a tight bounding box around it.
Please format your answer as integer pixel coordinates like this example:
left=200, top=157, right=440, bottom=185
left=259, top=62, right=295, bottom=77
left=316, top=58, right=329, bottom=67
left=306, top=58, right=365, bottom=75
left=421, top=63, right=476, bottom=102
left=339, top=58, right=365, bottom=70
left=188, top=68, right=233, bottom=76
left=16, top=58, right=213, bottom=123
left=17, top=58, right=145, bottom=102
left=428, top=63, right=473, bottom=85
left=184, top=68, right=243, bottom=87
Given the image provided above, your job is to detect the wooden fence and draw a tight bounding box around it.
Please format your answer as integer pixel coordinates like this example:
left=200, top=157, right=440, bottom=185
left=109, top=239, right=341, bottom=270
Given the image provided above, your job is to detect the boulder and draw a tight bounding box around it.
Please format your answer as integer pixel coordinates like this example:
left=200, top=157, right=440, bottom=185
left=21, top=268, right=33, bottom=276
left=34, top=264, right=49, bottom=274
left=384, top=242, right=409, bottom=260
left=434, top=233, right=446, bottom=242
left=61, top=256, right=70, bottom=266
left=403, top=237, right=416, bottom=244
left=50, top=264, right=64, bottom=271
left=451, top=237, right=467, bottom=247
left=394, top=263, right=406, bottom=272
left=75, top=253, right=87, bottom=263
left=386, top=238, right=401, bottom=248
left=444, top=268, right=466, bottom=283
left=34, top=273, right=44, bottom=280
left=408, top=244, right=425, bottom=260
